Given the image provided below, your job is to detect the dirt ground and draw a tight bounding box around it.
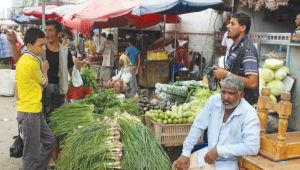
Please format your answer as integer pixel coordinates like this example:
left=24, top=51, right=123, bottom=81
left=0, top=96, right=22, bottom=170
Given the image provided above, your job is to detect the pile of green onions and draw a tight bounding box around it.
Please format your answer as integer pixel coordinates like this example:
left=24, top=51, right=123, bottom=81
left=56, top=119, right=122, bottom=170
left=49, top=102, right=95, bottom=145
left=118, top=113, right=171, bottom=170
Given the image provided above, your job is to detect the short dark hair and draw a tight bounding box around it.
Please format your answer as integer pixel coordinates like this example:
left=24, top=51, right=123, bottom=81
left=46, top=20, right=62, bottom=33
left=101, top=32, right=106, bottom=37
left=24, top=27, right=45, bottom=46
left=232, top=12, right=251, bottom=34
left=127, top=37, right=136, bottom=45
left=107, top=33, right=113, bottom=40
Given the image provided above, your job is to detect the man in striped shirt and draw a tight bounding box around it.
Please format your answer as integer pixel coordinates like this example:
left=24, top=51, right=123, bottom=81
left=214, top=13, right=259, bottom=105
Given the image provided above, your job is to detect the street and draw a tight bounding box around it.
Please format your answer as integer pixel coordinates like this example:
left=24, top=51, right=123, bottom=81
left=0, top=96, right=21, bottom=170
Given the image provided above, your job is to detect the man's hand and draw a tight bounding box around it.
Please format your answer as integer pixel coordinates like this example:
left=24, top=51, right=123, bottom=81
left=204, top=147, right=218, bottom=165
left=43, top=61, right=49, bottom=72
left=134, top=68, right=139, bottom=75
left=173, top=156, right=190, bottom=170
left=213, top=68, right=228, bottom=79
left=6, top=30, right=17, bottom=45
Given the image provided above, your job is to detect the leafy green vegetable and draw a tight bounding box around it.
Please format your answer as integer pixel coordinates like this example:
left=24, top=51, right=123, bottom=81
left=267, top=80, right=285, bottom=96
left=118, top=114, right=171, bottom=170
left=56, top=121, right=122, bottom=170
left=49, top=102, right=95, bottom=145
left=82, top=89, right=121, bottom=115
left=263, top=58, right=284, bottom=70
left=260, top=68, right=274, bottom=83
left=274, top=66, right=289, bottom=80
left=80, top=66, right=97, bottom=91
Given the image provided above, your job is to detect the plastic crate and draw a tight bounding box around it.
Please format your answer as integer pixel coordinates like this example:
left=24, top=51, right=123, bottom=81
left=145, top=117, right=203, bottom=147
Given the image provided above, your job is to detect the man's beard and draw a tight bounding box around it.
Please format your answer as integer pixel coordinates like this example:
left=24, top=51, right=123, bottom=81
left=222, top=99, right=241, bottom=109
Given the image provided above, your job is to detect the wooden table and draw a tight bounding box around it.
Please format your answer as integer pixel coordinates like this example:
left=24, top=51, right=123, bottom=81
left=239, top=155, right=300, bottom=170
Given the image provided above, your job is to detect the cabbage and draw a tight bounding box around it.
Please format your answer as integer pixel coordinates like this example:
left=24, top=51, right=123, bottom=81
left=263, top=58, right=284, bottom=70
left=269, top=94, right=277, bottom=103
left=260, top=68, right=274, bottom=83
left=267, top=80, right=285, bottom=96
left=274, top=66, right=289, bottom=80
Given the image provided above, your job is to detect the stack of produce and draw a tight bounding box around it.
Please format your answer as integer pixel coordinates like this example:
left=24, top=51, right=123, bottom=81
left=49, top=102, right=95, bottom=144
left=138, top=97, right=175, bottom=114
left=55, top=113, right=171, bottom=170
left=56, top=120, right=123, bottom=170
left=146, top=87, right=214, bottom=124
left=259, top=58, right=289, bottom=102
left=155, top=80, right=200, bottom=103
left=80, top=66, right=97, bottom=91
left=118, top=113, right=171, bottom=170
left=83, top=90, right=140, bottom=116
left=82, top=89, right=121, bottom=115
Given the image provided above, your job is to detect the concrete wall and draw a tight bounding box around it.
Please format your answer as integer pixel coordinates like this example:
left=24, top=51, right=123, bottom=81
left=164, top=6, right=294, bottom=65
left=239, top=7, right=294, bottom=33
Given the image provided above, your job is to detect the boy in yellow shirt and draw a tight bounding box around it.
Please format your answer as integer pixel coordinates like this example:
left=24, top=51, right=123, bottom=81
left=16, top=27, right=55, bottom=170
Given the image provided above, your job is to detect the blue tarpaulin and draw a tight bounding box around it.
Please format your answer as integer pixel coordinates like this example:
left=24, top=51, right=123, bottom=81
left=132, top=0, right=230, bottom=15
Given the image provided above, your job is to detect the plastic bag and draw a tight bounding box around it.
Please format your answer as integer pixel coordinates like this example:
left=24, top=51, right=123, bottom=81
left=72, top=66, right=83, bottom=87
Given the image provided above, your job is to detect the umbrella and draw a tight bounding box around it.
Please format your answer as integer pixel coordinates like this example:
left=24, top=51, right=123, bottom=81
left=13, top=15, right=40, bottom=24
left=132, top=0, right=230, bottom=15
left=63, top=0, right=179, bottom=33
left=13, top=15, right=31, bottom=24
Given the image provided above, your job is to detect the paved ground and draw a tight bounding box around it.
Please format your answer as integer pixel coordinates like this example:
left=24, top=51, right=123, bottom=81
left=0, top=96, right=22, bottom=170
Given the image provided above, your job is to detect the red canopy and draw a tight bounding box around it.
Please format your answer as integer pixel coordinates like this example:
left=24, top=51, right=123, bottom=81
left=23, top=5, right=59, bottom=19
left=63, top=0, right=180, bottom=33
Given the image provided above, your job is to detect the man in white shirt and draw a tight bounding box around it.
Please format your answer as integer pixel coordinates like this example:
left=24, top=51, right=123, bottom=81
left=218, top=13, right=233, bottom=69
left=173, top=76, right=260, bottom=170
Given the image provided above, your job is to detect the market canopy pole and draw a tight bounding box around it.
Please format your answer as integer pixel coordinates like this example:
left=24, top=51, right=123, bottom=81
left=42, top=0, right=45, bottom=31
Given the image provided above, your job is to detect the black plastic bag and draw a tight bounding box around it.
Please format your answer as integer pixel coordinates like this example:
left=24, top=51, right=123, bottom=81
left=9, top=125, right=23, bottom=158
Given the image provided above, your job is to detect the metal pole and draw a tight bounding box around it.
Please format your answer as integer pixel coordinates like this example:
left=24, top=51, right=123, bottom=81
left=42, top=0, right=45, bottom=31
left=163, top=14, right=166, bottom=50
left=172, top=22, right=177, bottom=82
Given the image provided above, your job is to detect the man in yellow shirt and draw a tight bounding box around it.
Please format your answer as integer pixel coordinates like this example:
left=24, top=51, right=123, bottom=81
left=16, top=27, right=55, bottom=170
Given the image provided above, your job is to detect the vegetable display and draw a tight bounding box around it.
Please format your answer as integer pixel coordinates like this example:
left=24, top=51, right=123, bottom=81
left=155, top=80, right=201, bottom=103
left=49, top=102, right=95, bottom=144
left=146, top=87, right=214, bottom=124
left=80, top=66, right=97, bottom=90
left=118, top=114, right=171, bottom=170
left=83, top=89, right=121, bottom=115
left=259, top=58, right=288, bottom=99
left=56, top=120, right=122, bottom=170
left=138, top=97, right=175, bottom=114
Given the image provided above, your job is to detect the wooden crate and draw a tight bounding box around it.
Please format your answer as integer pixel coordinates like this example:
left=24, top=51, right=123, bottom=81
left=138, top=60, right=169, bottom=88
left=145, top=117, right=203, bottom=147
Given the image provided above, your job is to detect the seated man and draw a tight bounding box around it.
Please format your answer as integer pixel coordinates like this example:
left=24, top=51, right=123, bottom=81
left=173, top=76, right=260, bottom=170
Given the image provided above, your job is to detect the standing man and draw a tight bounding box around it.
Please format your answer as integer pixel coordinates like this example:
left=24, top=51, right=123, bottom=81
left=99, top=32, right=107, bottom=53
left=44, top=20, right=80, bottom=167
left=100, top=33, right=117, bottom=86
left=125, top=37, right=141, bottom=75
left=214, top=13, right=259, bottom=105
left=43, top=20, right=75, bottom=118
left=173, top=76, right=260, bottom=170
left=0, top=26, right=13, bottom=69
left=219, top=13, right=234, bottom=68
left=16, top=27, right=56, bottom=170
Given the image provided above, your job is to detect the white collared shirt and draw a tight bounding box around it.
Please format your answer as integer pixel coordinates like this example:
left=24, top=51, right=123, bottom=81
left=182, top=94, right=260, bottom=170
